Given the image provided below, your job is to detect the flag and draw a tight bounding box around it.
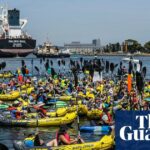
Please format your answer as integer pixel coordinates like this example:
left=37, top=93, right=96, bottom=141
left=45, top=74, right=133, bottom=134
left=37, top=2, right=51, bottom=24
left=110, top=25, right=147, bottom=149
left=127, top=74, right=132, bottom=93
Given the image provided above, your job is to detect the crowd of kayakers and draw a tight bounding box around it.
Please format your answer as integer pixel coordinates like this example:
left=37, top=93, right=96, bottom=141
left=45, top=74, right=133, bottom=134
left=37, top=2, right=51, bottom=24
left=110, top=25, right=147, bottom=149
left=0, top=57, right=149, bottom=149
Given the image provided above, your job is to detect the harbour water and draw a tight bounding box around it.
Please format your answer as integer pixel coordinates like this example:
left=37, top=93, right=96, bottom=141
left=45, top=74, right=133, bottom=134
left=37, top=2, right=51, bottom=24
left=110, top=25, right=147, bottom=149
left=0, top=54, right=150, bottom=149
left=0, top=119, right=101, bottom=150
left=0, top=54, right=150, bottom=79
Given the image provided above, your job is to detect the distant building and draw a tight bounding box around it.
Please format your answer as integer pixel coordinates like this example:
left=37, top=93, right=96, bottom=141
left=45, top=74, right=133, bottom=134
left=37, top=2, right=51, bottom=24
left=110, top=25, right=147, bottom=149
left=64, top=39, right=101, bottom=54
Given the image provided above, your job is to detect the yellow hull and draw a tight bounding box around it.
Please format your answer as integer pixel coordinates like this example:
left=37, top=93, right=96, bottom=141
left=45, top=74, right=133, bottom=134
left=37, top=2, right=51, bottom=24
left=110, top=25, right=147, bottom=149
left=1, top=112, right=77, bottom=127
left=48, top=95, right=76, bottom=101
left=0, top=91, right=20, bottom=101
left=87, top=109, right=103, bottom=119
left=14, top=135, right=114, bottom=150
left=52, top=135, right=114, bottom=150
left=27, top=107, right=68, bottom=117
left=24, top=105, right=87, bottom=119
left=0, top=73, right=13, bottom=78
left=22, top=105, right=87, bottom=119
left=20, top=87, right=34, bottom=95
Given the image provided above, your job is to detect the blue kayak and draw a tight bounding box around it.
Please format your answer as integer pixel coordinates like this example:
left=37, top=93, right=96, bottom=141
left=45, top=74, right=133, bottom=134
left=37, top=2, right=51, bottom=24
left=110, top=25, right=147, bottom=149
left=80, top=126, right=111, bottom=133
left=144, top=97, right=150, bottom=102
left=48, top=99, right=57, bottom=103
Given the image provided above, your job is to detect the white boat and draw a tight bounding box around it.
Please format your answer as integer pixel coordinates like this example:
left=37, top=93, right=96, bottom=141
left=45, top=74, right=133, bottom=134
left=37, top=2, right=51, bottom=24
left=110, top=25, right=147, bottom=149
left=122, top=57, right=139, bottom=63
left=60, top=48, right=71, bottom=54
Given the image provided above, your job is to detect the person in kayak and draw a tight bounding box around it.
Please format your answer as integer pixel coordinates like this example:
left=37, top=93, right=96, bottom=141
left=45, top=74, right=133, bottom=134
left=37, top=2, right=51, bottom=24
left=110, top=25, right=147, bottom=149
left=99, top=107, right=114, bottom=126
left=24, top=132, right=44, bottom=148
left=36, top=87, right=48, bottom=104
left=33, top=102, right=48, bottom=118
left=55, top=125, right=84, bottom=145
left=8, top=101, right=26, bottom=119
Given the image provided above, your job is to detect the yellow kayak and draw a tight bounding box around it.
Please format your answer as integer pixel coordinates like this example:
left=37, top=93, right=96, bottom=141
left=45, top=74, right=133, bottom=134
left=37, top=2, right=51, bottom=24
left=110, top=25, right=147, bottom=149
left=87, top=109, right=103, bottom=119
left=0, top=73, right=14, bottom=78
left=48, top=95, right=76, bottom=101
left=66, top=105, right=88, bottom=116
left=21, top=84, right=31, bottom=90
left=52, top=135, right=114, bottom=150
left=79, top=104, right=88, bottom=115
left=13, top=135, right=114, bottom=150
left=21, top=87, right=34, bottom=95
left=33, top=105, right=86, bottom=118
left=27, top=107, right=68, bottom=118
left=0, top=112, right=77, bottom=127
left=0, top=91, right=20, bottom=101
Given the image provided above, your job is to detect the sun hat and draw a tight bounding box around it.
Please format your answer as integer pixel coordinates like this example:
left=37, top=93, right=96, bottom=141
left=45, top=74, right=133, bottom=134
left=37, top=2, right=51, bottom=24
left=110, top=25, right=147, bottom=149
left=14, top=100, right=20, bottom=104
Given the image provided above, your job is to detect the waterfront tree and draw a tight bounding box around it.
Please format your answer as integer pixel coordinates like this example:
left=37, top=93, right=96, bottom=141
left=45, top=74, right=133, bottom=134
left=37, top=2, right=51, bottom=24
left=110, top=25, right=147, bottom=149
left=125, top=39, right=143, bottom=53
left=144, top=41, right=150, bottom=52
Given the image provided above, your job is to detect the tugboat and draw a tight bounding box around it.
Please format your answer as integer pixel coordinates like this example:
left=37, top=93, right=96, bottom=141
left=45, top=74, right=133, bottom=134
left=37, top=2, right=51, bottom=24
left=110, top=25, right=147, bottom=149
left=35, top=42, right=70, bottom=58
left=0, top=6, right=36, bottom=57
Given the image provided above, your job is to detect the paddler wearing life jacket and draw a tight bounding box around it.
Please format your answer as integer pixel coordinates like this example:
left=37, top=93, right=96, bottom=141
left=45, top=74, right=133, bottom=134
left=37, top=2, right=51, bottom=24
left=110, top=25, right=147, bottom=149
left=8, top=101, right=26, bottom=119
left=99, top=107, right=114, bottom=126
left=36, top=87, right=46, bottom=104
left=54, top=125, right=84, bottom=146
left=131, top=91, right=139, bottom=110
left=33, top=102, right=48, bottom=118
left=24, top=132, right=44, bottom=148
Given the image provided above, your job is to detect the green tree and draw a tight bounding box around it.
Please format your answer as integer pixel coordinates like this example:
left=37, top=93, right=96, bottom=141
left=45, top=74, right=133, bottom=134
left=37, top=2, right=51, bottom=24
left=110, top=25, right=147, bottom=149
left=125, top=39, right=143, bottom=53
left=144, top=41, right=150, bottom=52
left=116, top=42, right=121, bottom=51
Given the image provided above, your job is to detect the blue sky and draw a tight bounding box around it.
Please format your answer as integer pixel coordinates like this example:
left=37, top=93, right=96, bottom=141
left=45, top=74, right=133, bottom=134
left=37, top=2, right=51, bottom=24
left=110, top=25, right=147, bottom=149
left=2, top=0, right=150, bottom=46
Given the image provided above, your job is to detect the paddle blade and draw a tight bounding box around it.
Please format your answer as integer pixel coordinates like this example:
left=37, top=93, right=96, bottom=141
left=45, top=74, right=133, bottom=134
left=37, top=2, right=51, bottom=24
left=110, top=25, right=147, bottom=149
left=136, top=72, right=144, bottom=92
left=105, top=61, right=109, bottom=73
left=21, top=60, right=25, bottom=66
left=35, top=66, right=39, bottom=72
left=50, top=60, right=53, bottom=66
left=142, top=67, right=147, bottom=77
left=127, top=74, right=132, bottom=93
left=110, top=63, right=114, bottom=73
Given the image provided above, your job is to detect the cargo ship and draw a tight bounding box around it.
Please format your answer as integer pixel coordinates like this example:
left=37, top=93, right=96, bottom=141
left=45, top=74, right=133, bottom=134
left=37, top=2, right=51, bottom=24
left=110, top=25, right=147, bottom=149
left=0, top=6, right=36, bottom=57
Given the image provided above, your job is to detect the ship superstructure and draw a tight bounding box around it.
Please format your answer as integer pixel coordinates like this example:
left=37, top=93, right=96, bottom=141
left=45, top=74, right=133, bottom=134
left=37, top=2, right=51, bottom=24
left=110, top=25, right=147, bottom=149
left=0, top=6, right=36, bottom=57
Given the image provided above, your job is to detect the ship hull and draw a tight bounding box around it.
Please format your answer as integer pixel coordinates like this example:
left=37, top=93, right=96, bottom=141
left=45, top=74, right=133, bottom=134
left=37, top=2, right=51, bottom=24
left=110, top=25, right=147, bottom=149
left=0, top=38, right=36, bottom=57
left=34, top=53, right=70, bottom=58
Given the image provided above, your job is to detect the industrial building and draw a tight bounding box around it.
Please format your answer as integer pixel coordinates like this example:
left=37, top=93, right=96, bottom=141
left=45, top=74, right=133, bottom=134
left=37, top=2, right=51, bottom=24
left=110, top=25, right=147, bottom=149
left=64, top=39, right=101, bottom=54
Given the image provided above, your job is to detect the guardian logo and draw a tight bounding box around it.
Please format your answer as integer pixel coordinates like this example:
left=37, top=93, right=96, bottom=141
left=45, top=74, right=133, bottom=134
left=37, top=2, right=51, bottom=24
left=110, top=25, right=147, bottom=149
left=116, top=111, right=150, bottom=150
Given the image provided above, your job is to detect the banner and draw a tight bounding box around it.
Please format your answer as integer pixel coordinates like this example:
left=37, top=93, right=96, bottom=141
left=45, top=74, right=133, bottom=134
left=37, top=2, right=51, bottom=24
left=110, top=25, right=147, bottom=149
left=116, top=111, right=150, bottom=150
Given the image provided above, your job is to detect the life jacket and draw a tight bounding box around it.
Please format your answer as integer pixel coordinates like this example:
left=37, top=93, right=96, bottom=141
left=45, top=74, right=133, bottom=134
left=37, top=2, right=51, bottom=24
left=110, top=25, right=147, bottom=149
left=16, top=111, right=22, bottom=119
left=26, top=69, right=29, bottom=74
left=132, top=97, right=138, bottom=103
left=56, top=132, right=70, bottom=145
left=107, top=112, right=112, bottom=122
left=24, top=136, right=35, bottom=147
left=8, top=107, right=16, bottom=111
left=18, top=75, right=23, bottom=83
left=100, top=112, right=112, bottom=123
left=39, top=107, right=47, bottom=117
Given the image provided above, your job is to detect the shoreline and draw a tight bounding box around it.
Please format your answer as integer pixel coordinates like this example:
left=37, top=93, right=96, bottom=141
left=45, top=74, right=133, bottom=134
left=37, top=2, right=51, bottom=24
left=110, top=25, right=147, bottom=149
left=78, top=53, right=150, bottom=57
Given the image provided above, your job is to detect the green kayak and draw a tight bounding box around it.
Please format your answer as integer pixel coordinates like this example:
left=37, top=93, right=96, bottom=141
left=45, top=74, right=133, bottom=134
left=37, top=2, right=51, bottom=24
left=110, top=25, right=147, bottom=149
left=56, top=101, right=68, bottom=108
left=0, top=104, right=9, bottom=109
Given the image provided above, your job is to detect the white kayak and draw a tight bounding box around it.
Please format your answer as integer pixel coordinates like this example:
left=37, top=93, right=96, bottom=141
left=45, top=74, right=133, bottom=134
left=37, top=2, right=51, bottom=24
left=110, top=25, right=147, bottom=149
left=122, top=57, right=139, bottom=63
